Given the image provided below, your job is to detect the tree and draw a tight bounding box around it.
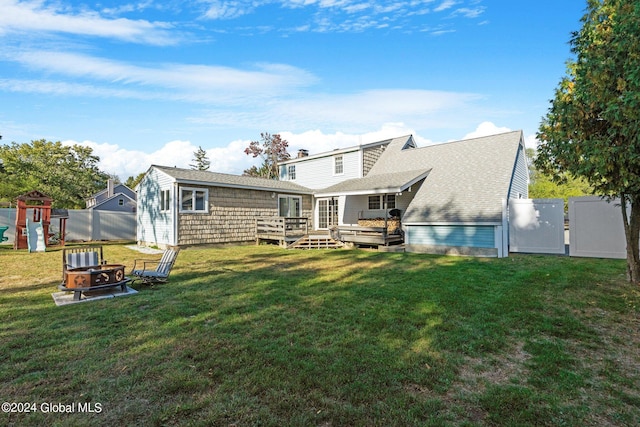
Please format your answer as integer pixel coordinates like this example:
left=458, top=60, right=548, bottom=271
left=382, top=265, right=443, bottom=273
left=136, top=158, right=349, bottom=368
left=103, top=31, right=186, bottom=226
left=536, top=0, right=640, bottom=284
left=0, top=139, right=110, bottom=208
left=125, top=172, right=147, bottom=190
left=527, top=148, right=592, bottom=205
left=190, top=146, right=211, bottom=171
left=243, top=132, right=290, bottom=180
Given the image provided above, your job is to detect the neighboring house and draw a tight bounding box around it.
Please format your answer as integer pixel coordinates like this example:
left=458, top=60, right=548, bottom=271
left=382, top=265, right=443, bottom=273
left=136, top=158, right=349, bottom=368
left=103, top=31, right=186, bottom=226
left=136, top=166, right=313, bottom=248
left=136, top=131, right=528, bottom=256
left=86, top=179, right=137, bottom=212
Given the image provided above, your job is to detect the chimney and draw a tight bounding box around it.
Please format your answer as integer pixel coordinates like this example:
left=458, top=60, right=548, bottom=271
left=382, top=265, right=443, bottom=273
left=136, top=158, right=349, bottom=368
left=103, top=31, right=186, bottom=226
left=297, top=149, right=309, bottom=158
left=107, top=179, right=115, bottom=197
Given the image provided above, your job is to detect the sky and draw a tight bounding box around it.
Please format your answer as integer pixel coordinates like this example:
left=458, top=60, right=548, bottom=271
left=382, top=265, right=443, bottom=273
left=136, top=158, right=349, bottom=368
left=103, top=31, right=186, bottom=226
left=0, top=0, right=587, bottom=181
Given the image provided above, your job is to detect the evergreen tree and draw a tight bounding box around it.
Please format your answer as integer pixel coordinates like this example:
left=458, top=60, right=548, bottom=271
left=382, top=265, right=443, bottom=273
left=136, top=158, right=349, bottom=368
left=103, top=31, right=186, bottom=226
left=190, top=146, right=211, bottom=171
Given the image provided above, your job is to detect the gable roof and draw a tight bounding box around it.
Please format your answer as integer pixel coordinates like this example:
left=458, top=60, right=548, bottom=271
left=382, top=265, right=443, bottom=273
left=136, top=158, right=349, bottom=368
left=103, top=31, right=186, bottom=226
left=368, top=131, right=525, bottom=223
left=91, top=183, right=136, bottom=200
left=152, top=165, right=313, bottom=194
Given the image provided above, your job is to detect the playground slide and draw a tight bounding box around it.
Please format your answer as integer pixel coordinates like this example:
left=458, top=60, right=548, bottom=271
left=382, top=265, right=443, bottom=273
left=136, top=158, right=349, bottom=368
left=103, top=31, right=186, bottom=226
left=26, top=218, right=46, bottom=252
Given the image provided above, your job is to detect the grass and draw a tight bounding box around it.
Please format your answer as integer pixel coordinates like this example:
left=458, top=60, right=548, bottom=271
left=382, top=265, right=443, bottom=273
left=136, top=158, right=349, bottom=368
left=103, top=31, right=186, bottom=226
left=0, top=243, right=639, bottom=426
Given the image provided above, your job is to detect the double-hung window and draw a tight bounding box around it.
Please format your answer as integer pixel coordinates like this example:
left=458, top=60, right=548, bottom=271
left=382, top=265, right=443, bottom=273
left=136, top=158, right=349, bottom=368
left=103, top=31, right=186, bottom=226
left=180, top=187, right=208, bottom=213
left=288, top=165, right=296, bottom=180
left=334, top=155, right=343, bottom=175
left=368, top=195, right=381, bottom=210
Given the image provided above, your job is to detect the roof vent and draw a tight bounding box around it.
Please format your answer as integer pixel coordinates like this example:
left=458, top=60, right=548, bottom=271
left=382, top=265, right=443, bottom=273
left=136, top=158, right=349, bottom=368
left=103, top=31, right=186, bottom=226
left=297, top=149, right=309, bottom=158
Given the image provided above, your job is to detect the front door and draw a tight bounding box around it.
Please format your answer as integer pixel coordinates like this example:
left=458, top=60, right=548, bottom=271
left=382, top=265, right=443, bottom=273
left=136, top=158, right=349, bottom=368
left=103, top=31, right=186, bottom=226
left=318, top=198, right=339, bottom=229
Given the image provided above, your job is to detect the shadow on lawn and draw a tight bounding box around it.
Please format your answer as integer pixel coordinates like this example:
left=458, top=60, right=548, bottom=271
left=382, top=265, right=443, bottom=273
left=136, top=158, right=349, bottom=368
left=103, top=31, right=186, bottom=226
left=2, top=246, right=637, bottom=426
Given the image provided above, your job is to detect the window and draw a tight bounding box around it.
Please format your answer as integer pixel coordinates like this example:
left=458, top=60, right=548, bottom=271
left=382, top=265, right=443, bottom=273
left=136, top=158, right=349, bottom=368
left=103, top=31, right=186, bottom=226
left=180, top=187, right=208, bottom=213
left=279, top=195, right=301, bottom=217
left=368, top=195, right=381, bottom=210
left=334, top=155, right=343, bottom=175
left=385, top=194, right=396, bottom=209
left=368, top=195, right=395, bottom=210
left=288, top=165, right=296, bottom=180
left=160, top=190, right=170, bottom=211
left=118, top=198, right=124, bottom=206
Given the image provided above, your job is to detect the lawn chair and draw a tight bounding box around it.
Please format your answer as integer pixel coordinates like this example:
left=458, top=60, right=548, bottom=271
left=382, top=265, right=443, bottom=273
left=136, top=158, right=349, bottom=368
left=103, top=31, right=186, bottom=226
left=62, top=245, right=105, bottom=282
left=0, top=226, right=8, bottom=242
left=131, top=248, right=179, bottom=285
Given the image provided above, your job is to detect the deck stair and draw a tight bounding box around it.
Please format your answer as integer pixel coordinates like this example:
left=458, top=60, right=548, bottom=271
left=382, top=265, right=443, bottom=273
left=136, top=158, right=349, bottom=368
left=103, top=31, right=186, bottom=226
left=287, top=234, right=344, bottom=250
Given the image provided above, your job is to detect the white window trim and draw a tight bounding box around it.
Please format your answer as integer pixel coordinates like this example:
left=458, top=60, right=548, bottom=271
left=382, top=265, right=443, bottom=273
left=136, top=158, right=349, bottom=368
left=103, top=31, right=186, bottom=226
left=179, top=187, right=209, bottom=213
left=333, top=155, right=344, bottom=176
left=160, top=189, right=171, bottom=212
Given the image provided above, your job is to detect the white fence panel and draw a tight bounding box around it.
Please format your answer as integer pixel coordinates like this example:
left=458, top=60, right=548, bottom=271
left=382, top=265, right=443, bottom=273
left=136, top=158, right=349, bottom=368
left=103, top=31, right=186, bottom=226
left=0, top=208, right=135, bottom=243
left=569, top=196, right=627, bottom=259
left=509, top=198, right=565, bottom=254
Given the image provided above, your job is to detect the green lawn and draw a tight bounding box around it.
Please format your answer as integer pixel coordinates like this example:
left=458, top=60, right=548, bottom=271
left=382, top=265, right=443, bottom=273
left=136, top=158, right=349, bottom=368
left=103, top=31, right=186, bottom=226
left=1, top=243, right=639, bottom=426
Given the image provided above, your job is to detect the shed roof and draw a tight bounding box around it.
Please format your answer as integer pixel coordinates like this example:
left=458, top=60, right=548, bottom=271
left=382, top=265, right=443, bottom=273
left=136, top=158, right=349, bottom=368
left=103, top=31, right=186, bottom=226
left=153, top=165, right=313, bottom=194
left=367, top=131, right=525, bottom=223
left=315, top=168, right=430, bottom=197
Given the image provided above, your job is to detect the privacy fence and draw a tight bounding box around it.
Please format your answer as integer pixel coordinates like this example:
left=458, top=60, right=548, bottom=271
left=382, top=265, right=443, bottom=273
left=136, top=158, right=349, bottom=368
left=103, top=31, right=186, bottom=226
left=0, top=209, right=136, bottom=244
left=509, top=196, right=630, bottom=259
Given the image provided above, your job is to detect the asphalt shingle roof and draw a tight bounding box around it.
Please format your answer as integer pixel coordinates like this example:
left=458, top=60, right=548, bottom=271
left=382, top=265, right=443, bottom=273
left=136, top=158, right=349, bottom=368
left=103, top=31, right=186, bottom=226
left=367, top=131, right=524, bottom=223
left=315, top=168, right=430, bottom=196
left=153, top=165, right=313, bottom=194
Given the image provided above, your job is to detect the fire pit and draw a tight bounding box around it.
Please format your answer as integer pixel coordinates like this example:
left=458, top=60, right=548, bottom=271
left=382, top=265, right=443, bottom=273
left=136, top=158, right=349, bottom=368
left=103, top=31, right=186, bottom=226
left=64, top=264, right=126, bottom=289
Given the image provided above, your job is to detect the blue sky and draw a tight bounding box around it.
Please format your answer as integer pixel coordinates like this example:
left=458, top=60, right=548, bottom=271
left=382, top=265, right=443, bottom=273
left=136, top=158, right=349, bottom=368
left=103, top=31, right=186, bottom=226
left=0, top=0, right=585, bottom=180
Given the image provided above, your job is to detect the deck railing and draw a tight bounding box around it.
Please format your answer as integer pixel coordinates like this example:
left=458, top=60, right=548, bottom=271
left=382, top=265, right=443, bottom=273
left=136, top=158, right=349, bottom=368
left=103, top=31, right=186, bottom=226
left=255, top=217, right=309, bottom=239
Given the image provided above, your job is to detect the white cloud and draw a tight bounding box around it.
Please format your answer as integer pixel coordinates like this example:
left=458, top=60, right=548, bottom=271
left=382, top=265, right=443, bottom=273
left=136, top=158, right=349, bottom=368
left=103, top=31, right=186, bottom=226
left=524, top=133, right=539, bottom=150
left=434, top=1, right=457, bottom=12
left=65, top=137, right=263, bottom=180
left=191, top=89, right=485, bottom=133
left=204, top=1, right=253, bottom=19
left=65, top=123, right=437, bottom=180
left=462, top=121, right=512, bottom=140
left=0, top=0, right=177, bottom=45
left=5, top=50, right=317, bottom=101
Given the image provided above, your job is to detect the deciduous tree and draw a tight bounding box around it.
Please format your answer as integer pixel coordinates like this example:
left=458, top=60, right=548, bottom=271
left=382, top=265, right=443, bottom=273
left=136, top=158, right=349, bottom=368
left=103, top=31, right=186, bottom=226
left=243, top=132, right=290, bottom=180
left=536, top=0, right=640, bottom=284
left=0, top=139, right=110, bottom=208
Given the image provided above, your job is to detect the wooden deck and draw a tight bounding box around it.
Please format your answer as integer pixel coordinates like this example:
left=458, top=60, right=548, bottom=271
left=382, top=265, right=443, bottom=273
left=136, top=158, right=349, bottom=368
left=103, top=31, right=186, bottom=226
left=255, top=217, right=309, bottom=246
left=335, top=226, right=404, bottom=247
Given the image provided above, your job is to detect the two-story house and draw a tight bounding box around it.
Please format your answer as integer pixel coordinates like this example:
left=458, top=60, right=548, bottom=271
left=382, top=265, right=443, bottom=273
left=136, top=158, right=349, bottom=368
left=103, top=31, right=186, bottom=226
left=136, top=131, right=528, bottom=257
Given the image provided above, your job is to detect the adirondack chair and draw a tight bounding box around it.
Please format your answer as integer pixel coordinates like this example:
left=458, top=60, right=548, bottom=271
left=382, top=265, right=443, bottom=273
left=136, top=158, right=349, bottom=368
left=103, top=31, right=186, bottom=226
left=62, top=245, right=105, bottom=282
left=0, top=226, right=8, bottom=242
left=131, top=248, right=179, bottom=284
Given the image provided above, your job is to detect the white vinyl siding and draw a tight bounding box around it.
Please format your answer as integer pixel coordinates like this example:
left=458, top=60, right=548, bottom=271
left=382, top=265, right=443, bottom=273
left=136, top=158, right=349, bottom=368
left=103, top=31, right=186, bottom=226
left=341, top=192, right=416, bottom=226
left=280, top=149, right=361, bottom=189
left=136, top=168, right=176, bottom=246
left=334, top=155, right=344, bottom=175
